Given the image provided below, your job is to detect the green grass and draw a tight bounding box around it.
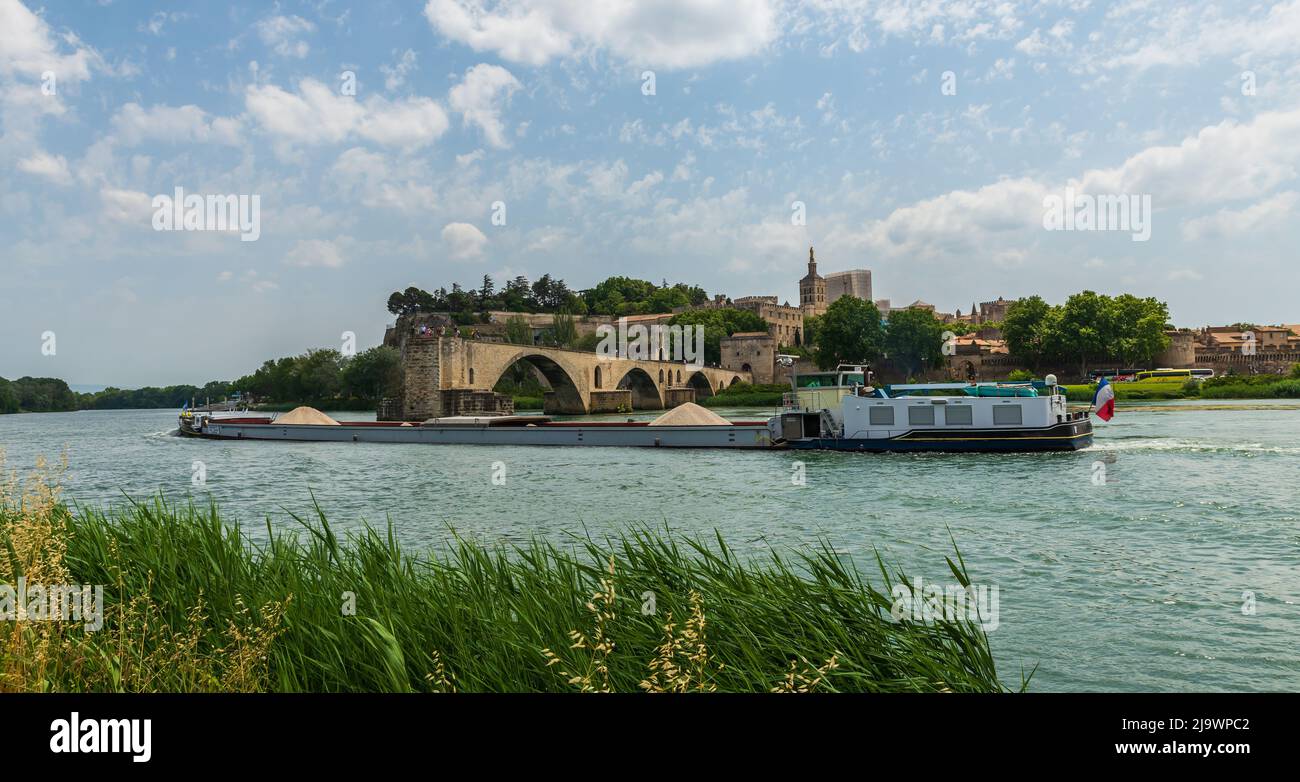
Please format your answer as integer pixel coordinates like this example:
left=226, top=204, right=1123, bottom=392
left=2, top=487, right=1014, bottom=693
left=1061, top=381, right=1192, bottom=402
left=702, top=382, right=787, bottom=408
left=1063, top=375, right=1300, bottom=402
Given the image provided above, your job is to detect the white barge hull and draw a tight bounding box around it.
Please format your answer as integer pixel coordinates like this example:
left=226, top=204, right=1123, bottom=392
left=196, top=419, right=775, bottom=449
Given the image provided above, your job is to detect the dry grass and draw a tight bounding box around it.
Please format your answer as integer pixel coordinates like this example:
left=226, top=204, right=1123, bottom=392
left=0, top=450, right=289, bottom=693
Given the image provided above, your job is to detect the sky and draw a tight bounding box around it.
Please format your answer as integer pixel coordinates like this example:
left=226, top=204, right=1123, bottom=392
left=2, top=0, right=1299, bottom=387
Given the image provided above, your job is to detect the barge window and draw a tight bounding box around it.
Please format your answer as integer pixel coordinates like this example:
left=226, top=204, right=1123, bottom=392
left=907, top=406, right=935, bottom=426
left=945, top=405, right=973, bottom=425
left=868, top=407, right=894, bottom=426
left=992, top=405, right=1023, bottom=425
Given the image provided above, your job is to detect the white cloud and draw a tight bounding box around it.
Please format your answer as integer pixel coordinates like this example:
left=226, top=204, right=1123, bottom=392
left=852, top=106, right=1300, bottom=261
left=99, top=187, right=151, bottom=224
left=0, top=0, right=98, bottom=81
left=256, top=14, right=315, bottom=58
left=381, top=48, right=418, bottom=91
left=284, top=238, right=347, bottom=267
left=1014, top=29, right=1050, bottom=57
left=1181, top=191, right=1298, bottom=241
left=441, top=221, right=487, bottom=260
left=1102, top=0, right=1300, bottom=71
left=329, top=147, right=440, bottom=213
left=448, top=63, right=521, bottom=148
left=110, top=103, right=244, bottom=146
left=17, top=150, right=71, bottom=184
left=424, top=0, right=778, bottom=68
left=245, top=79, right=450, bottom=148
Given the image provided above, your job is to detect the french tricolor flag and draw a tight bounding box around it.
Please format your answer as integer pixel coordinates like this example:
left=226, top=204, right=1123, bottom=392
left=1092, top=377, right=1116, bottom=421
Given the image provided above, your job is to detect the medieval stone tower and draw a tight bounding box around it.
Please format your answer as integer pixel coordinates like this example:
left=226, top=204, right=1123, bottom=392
left=799, top=246, right=827, bottom=318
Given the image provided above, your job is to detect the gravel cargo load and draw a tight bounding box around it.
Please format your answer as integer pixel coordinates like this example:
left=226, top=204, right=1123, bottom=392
left=648, top=403, right=730, bottom=426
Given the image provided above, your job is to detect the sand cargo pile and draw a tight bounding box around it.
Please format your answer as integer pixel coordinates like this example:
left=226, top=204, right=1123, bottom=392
left=274, top=407, right=340, bottom=425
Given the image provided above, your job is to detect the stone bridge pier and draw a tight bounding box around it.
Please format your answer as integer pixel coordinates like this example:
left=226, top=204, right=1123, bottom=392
left=396, top=335, right=751, bottom=419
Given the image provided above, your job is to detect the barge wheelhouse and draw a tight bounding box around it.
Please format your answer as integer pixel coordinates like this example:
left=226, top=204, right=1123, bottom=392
left=770, top=367, right=1093, bottom=453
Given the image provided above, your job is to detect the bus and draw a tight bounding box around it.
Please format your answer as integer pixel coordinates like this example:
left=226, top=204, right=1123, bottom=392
left=1134, top=368, right=1193, bottom=382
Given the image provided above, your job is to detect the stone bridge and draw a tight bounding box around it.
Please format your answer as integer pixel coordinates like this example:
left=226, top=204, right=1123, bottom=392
left=398, top=334, right=752, bottom=418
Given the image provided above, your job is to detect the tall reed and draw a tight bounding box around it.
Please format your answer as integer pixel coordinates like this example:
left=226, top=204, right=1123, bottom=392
left=1, top=457, right=1016, bottom=693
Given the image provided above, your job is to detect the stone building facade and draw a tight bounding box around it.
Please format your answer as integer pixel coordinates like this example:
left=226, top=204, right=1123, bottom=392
left=720, top=332, right=777, bottom=384
left=732, top=296, right=803, bottom=346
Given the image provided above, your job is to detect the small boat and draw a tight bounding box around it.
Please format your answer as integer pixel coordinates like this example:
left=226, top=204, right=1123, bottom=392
left=769, top=366, right=1093, bottom=452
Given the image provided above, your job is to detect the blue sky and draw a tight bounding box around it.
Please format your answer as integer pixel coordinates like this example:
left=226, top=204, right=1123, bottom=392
left=3, top=0, right=1300, bottom=386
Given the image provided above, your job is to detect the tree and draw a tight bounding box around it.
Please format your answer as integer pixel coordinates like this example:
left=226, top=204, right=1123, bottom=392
left=1047, top=291, right=1110, bottom=376
left=478, top=275, right=497, bottom=312
left=584, top=276, right=657, bottom=316
left=341, top=346, right=402, bottom=401
left=504, top=315, right=533, bottom=345
left=801, top=314, right=822, bottom=351
left=295, top=349, right=345, bottom=402
left=1108, top=294, right=1170, bottom=367
left=584, top=277, right=708, bottom=317
left=387, top=286, right=437, bottom=316
left=812, top=297, right=884, bottom=370
left=668, top=307, right=768, bottom=365
left=0, top=378, right=19, bottom=414
left=884, top=308, right=946, bottom=377
left=1001, top=295, right=1053, bottom=369
left=543, top=312, right=579, bottom=348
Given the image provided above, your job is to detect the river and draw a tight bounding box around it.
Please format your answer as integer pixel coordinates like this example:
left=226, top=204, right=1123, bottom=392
left=2, top=401, right=1298, bottom=692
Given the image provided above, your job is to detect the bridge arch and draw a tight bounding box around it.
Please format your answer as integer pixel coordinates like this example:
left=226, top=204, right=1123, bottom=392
left=685, top=371, right=715, bottom=400
left=614, top=366, right=664, bottom=409
left=486, top=350, right=586, bottom=414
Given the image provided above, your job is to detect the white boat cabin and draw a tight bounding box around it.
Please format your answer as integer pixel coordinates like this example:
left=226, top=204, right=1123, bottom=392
left=777, top=368, right=1071, bottom=441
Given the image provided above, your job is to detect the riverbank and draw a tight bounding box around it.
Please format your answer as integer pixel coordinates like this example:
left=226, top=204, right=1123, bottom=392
left=0, top=462, right=1008, bottom=693
left=1062, top=374, right=1300, bottom=402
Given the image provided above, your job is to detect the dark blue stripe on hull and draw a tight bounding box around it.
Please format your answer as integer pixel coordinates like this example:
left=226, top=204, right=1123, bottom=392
left=787, top=436, right=1092, bottom=452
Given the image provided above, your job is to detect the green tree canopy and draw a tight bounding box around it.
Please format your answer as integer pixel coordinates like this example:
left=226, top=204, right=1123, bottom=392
left=504, top=315, right=533, bottom=345
left=0, top=378, right=20, bottom=414
left=813, top=297, right=885, bottom=370
left=340, top=346, right=403, bottom=401
left=1002, top=291, right=1171, bottom=374
left=884, top=308, right=946, bottom=378
left=1001, top=295, right=1054, bottom=369
left=668, top=307, right=768, bottom=365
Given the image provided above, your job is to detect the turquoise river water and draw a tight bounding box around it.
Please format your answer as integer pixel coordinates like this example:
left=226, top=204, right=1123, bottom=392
left=2, top=401, right=1298, bottom=692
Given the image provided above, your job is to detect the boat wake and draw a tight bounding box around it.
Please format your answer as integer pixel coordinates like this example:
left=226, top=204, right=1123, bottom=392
left=1090, top=438, right=1300, bottom=456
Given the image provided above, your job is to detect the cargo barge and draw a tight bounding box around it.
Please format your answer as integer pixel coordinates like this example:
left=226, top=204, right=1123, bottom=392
left=179, top=370, right=1095, bottom=453
left=183, top=411, right=775, bottom=449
